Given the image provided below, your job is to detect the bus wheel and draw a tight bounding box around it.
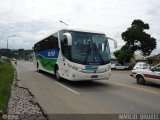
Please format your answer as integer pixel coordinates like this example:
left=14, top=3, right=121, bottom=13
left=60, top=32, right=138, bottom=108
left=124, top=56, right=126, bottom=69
left=37, top=62, right=41, bottom=73
left=136, top=75, right=145, bottom=85
left=55, top=68, right=61, bottom=81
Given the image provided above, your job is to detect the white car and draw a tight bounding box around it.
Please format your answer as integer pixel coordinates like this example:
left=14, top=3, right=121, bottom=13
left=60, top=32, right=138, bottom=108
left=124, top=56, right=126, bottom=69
left=130, top=63, right=160, bottom=85
left=133, top=62, right=150, bottom=70
left=114, top=64, right=128, bottom=70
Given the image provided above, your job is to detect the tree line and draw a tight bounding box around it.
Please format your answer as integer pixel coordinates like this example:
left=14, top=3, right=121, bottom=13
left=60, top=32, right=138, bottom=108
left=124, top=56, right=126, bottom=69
left=0, top=49, right=33, bottom=60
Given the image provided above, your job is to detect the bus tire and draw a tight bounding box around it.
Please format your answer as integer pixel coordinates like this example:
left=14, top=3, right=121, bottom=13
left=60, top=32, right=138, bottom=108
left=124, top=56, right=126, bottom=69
left=37, top=62, right=41, bottom=73
left=136, top=75, right=145, bottom=85
left=55, top=67, right=61, bottom=81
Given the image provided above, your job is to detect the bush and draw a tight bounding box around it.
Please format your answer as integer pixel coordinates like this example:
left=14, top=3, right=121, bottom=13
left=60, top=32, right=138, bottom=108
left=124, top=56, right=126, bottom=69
left=0, top=63, right=14, bottom=111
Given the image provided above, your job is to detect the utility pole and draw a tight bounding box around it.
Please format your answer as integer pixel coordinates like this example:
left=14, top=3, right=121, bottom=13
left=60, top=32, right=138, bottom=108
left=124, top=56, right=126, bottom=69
left=6, top=35, right=16, bottom=58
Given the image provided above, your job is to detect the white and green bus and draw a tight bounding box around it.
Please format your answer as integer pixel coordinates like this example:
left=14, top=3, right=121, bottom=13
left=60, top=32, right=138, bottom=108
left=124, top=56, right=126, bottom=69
left=33, top=28, right=117, bottom=81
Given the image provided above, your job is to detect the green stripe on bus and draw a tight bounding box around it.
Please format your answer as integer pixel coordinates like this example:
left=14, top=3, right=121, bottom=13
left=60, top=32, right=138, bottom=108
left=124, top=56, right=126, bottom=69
left=36, top=54, right=57, bottom=71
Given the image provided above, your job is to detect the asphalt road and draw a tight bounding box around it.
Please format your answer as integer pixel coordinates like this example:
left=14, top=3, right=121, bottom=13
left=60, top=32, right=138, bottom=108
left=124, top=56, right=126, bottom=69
left=15, top=61, right=160, bottom=116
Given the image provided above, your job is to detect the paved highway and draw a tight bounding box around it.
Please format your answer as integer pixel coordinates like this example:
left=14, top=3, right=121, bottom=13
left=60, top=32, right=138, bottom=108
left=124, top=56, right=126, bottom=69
left=16, top=61, right=160, bottom=116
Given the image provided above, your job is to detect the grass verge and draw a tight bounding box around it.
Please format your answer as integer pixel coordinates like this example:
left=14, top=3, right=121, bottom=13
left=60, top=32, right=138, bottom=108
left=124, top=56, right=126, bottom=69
left=0, top=62, right=14, bottom=111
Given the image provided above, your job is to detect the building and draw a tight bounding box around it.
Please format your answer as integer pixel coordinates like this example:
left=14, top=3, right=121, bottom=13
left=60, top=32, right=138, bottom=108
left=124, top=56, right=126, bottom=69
left=145, top=53, right=160, bottom=65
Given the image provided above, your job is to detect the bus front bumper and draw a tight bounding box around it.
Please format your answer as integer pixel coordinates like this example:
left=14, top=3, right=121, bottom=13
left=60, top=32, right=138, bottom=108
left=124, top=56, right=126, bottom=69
left=66, top=69, right=111, bottom=81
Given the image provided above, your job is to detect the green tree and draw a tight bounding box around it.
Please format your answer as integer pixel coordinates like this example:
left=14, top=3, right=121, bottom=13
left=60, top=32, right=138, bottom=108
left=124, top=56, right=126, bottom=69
left=114, top=45, right=132, bottom=65
left=121, top=19, right=156, bottom=56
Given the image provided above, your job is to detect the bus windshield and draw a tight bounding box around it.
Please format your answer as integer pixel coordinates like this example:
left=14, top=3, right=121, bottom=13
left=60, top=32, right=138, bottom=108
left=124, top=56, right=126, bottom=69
left=70, top=31, right=111, bottom=65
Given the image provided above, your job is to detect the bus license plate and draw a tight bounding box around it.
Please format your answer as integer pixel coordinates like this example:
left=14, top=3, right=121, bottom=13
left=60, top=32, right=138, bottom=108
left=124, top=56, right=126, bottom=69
left=91, top=75, right=98, bottom=78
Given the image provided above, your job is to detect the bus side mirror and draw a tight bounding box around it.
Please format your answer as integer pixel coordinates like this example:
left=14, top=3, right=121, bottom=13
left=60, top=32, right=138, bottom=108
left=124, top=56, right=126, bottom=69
left=107, top=37, right=117, bottom=49
left=63, top=33, right=72, bottom=46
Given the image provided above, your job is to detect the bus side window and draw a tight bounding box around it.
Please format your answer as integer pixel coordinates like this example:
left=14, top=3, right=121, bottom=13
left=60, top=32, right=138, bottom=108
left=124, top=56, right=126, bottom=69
left=34, top=43, right=41, bottom=52
left=40, top=40, right=47, bottom=51
left=53, top=33, right=59, bottom=49
left=45, top=33, right=59, bottom=50
left=47, top=36, right=54, bottom=50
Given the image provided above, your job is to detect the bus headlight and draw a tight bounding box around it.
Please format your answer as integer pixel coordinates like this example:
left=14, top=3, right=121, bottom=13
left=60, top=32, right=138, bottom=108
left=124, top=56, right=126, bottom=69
left=67, top=63, right=82, bottom=71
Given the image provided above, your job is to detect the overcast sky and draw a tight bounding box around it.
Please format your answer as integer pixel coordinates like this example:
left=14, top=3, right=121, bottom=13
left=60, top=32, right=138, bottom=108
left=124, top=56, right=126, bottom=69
left=0, top=0, right=159, bottom=54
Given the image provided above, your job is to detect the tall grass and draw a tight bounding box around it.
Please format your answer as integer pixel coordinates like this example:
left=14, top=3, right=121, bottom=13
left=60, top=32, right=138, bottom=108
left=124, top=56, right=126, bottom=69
left=0, top=62, right=14, bottom=111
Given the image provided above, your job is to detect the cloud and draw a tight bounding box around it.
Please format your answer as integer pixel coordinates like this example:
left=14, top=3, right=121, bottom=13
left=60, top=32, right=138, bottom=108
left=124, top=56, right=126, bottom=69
left=0, top=0, right=159, bottom=54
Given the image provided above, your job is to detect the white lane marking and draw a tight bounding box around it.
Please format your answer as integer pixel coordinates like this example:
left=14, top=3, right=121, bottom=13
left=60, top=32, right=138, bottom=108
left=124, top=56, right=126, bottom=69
left=55, top=82, right=80, bottom=95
